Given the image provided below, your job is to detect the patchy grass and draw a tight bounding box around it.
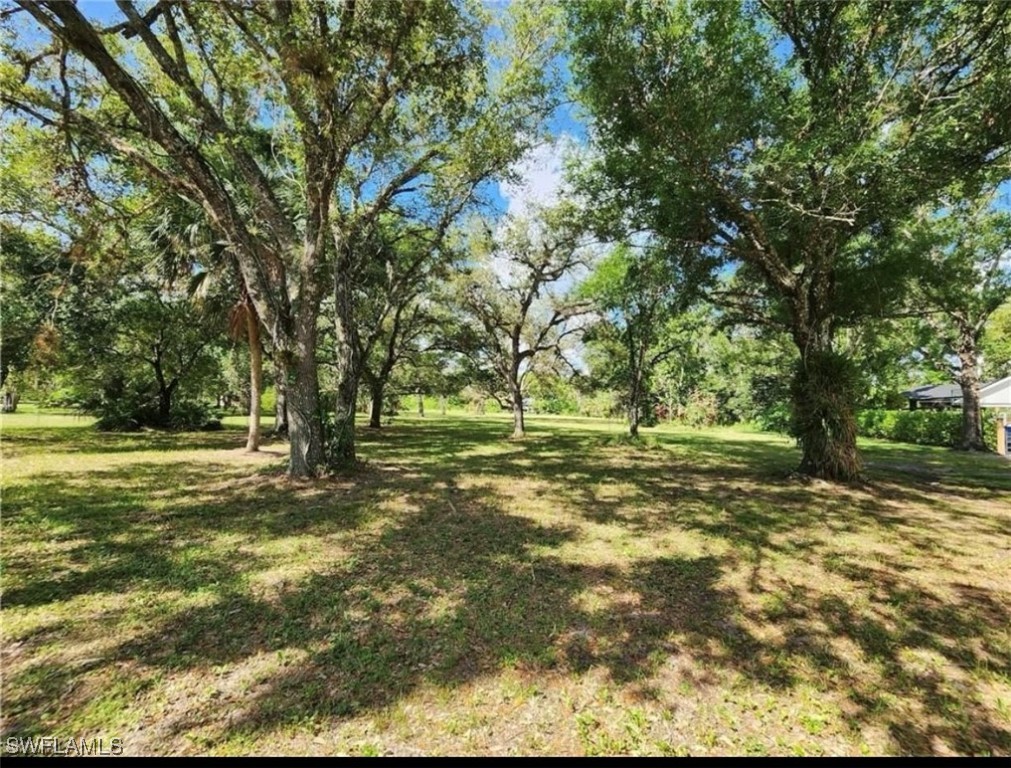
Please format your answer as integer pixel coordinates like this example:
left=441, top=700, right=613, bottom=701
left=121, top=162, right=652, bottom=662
left=2, top=412, right=1009, bottom=756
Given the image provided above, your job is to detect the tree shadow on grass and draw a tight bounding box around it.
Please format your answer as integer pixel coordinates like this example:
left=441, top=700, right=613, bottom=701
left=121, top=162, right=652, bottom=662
left=3, top=419, right=1009, bottom=755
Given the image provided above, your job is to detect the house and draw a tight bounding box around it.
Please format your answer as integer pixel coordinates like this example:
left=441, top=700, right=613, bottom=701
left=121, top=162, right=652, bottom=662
left=902, top=382, right=964, bottom=410
left=980, top=375, right=1011, bottom=408
left=903, top=375, right=1011, bottom=410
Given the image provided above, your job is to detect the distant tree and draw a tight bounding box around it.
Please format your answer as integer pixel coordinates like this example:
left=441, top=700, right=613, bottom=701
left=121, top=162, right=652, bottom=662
left=0, top=227, right=66, bottom=397
left=525, top=371, right=580, bottom=415
left=908, top=201, right=1011, bottom=450
left=982, top=300, right=1011, bottom=380
left=350, top=218, right=456, bottom=430
left=569, top=1, right=1011, bottom=479
left=448, top=211, right=589, bottom=437
left=580, top=243, right=702, bottom=437
left=84, top=285, right=221, bottom=430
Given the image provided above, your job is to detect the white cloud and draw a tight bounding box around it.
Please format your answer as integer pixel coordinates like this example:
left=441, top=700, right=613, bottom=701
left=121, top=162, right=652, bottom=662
left=500, top=137, right=573, bottom=219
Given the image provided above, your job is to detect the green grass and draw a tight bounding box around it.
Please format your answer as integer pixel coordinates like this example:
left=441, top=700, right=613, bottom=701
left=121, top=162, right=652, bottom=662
left=0, top=402, right=96, bottom=430
left=2, top=411, right=1009, bottom=756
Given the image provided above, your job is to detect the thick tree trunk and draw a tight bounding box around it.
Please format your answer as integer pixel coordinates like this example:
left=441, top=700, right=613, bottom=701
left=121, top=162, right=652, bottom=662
left=332, top=350, right=358, bottom=465
left=331, top=269, right=359, bottom=468
left=273, top=355, right=289, bottom=437
left=790, top=337, right=862, bottom=481
left=2, top=390, right=18, bottom=413
left=157, top=387, right=172, bottom=423
left=368, top=380, right=383, bottom=429
left=957, top=343, right=986, bottom=451
left=286, top=318, right=326, bottom=478
left=628, top=367, right=644, bottom=438
left=628, top=339, right=640, bottom=438
left=246, top=311, right=262, bottom=452
left=510, top=380, right=525, bottom=438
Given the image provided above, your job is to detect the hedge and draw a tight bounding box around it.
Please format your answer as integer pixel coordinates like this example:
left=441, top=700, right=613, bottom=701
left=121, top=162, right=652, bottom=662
left=857, top=409, right=1002, bottom=451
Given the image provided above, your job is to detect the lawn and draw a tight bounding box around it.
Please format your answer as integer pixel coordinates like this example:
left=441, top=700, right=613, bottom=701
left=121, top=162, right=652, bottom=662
left=2, top=412, right=1009, bottom=756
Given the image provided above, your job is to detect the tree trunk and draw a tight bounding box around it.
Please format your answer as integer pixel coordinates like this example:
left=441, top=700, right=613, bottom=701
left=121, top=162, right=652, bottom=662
left=417, top=390, right=425, bottom=418
left=158, top=387, right=172, bottom=423
left=332, top=349, right=358, bottom=465
left=628, top=366, right=643, bottom=438
left=957, top=342, right=986, bottom=451
left=286, top=318, right=326, bottom=478
left=331, top=269, right=359, bottom=468
left=790, top=338, right=862, bottom=481
left=440, top=395, right=447, bottom=416
left=152, top=352, right=173, bottom=425
left=622, top=335, right=638, bottom=438
left=369, top=380, right=384, bottom=429
left=510, top=380, right=525, bottom=438
left=246, top=311, right=262, bottom=452
left=273, top=355, right=289, bottom=437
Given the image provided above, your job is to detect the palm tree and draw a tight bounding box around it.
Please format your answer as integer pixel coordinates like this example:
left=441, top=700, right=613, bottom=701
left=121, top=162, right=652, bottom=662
left=227, top=289, right=263, bottom=451
left=150, top=201, right=265, bottom=451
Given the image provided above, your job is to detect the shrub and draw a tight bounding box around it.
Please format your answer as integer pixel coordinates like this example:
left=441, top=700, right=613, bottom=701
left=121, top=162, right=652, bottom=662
left=754, top=401, right=792, bottom=434
left=88, top=382, right=215, bottom=432
left=857, top=409, right=1002, bottom=451
left=260, top=386, right=277, bottom=415
left=682, top=390, right=719, bottom=428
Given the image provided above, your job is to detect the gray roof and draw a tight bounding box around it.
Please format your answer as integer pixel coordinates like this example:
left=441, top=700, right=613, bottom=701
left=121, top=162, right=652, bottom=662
left=902, top=383, right=964, bottom=402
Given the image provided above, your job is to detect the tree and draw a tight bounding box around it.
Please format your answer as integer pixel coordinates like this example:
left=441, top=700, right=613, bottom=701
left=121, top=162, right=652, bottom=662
left=3, top=0, right=556, bottom=475
left=448, top=210, right=588, bottom=437
left=350, top=217, right=455, bottom=429
left=908, top=200, right=1011, bottom=450
left=0, top=113, right=249, bottom=433
left=569, top=1, right=1011, bottom=480
left=87, top=285, right=221, bottom=430
left=580, top=243, right=700, bottom=437
left=0, top=227, right=62, bottom=396
left=149, top=198, right=267, bottom=451
left=33, top=241, right=225, bottom=431
left=982, top=300, right=1011, bottom=380
left=0, top=117, right=84, bottom=398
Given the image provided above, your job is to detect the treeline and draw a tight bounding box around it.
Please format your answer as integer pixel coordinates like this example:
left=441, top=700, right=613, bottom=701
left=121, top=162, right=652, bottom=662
left=2, top=2, right=1010, bottom=480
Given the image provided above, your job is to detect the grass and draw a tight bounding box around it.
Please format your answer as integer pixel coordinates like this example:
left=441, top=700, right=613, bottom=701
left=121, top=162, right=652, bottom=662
left=2, top=411, right=1009, bottom=756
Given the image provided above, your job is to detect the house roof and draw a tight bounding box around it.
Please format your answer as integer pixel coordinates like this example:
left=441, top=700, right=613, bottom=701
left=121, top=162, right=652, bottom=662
left=902, top=383, right=964, bottom=402
left=903, top=376, right=1010, bottom=403
left=980, top=375, right=1011, bottom=397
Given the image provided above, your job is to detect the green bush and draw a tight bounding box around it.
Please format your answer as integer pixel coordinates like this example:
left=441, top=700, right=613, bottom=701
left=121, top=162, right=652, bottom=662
left=86, top=377, right=215, bottom=432
left=857, top=409, right=1001, bottom=451
left=261, top=386, right=277, bottom=414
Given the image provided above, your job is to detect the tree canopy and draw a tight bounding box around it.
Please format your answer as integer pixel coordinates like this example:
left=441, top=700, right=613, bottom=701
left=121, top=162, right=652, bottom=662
left=568, top=0, right=1011, bottom=478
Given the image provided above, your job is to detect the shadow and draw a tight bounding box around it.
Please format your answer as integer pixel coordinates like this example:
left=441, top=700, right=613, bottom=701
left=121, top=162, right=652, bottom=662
left=3, top=417, right=1009, bottom=755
